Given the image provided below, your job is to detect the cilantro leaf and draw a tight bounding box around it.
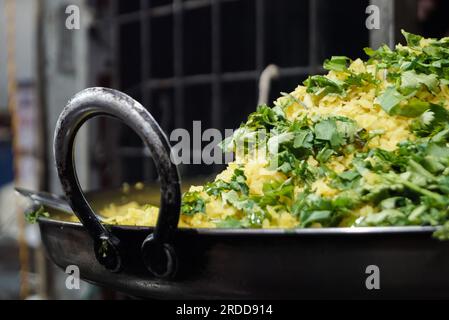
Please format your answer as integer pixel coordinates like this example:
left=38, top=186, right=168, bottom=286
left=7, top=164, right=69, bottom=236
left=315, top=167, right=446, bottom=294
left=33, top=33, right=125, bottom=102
left=339, top=170, right=360, bottom=181
left=396, top=98, right=430, bottom=117
left=293, top=129, right=314, bottom=149
left=25, top=206, right=50, bottom=224
left=303, top=75, right=345, bottom=96
left=205, top=168, right=249, bottom=197
left=411, top=104, right=449, bottom=136
left=280, top=92, right=308, bottom=109
left=314, top=118, right=343, bottom=148
left=316, top=147, right=335, bottom=163
left=181, top=191, right=206, bottom=216
left=323, top=56, right=350, bottom=72
left=376, top=86, right=408, bottom=114
left=400, top=70, right=439, bottom=93
left=401, top=29, right=423, bottom=47
left=216, top=217, right=243, bottom=228
left=246, top=104, right=285, bottom=130
left=345, top=72, right=378, bottom=86
left=301, top=210, right=332, bottom=227
left=221, top=190, right=266, bottom=227
left=267, top=132, right=294, bottom=155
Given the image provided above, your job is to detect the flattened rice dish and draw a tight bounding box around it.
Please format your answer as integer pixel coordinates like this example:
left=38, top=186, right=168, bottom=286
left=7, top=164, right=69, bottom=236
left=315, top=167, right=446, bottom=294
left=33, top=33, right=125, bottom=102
left=101, top=32, right=449, bottom=238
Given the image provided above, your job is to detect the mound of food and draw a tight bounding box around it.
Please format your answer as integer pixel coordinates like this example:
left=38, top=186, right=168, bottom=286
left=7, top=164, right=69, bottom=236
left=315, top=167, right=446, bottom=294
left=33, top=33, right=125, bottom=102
left=102, top=31, right=449, bottom=238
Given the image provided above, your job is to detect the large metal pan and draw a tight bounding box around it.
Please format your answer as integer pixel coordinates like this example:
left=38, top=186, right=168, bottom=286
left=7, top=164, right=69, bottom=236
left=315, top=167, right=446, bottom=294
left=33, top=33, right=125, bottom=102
left=25, top=88, right=449, bottom=299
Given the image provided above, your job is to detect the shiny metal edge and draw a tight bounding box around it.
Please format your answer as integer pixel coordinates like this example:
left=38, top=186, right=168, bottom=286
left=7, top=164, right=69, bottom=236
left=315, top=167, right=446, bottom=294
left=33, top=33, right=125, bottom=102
left=36, top=215, right=439, bottom=236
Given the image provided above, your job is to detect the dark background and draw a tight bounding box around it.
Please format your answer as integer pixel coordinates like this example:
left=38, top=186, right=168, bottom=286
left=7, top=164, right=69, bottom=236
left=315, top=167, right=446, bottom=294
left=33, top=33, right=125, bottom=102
left=88, top=0, right=372, bottom=187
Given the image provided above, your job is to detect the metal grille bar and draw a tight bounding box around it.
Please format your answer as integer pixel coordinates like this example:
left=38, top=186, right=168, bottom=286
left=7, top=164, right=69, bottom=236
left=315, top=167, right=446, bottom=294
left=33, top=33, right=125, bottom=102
left=173, top=0, right=184, bottom=130
left=211, top=0, right=222, bottom=132
left=91, top=0, right=353, bottom=183
left=92, top=0, right=240, bottom=27
left=122, top=67, right=313, bottom=92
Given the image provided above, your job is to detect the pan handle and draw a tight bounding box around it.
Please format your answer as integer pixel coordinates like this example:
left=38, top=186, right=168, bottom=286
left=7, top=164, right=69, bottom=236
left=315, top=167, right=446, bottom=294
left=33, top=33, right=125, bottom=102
left=54, top=87, right=181, bottom=277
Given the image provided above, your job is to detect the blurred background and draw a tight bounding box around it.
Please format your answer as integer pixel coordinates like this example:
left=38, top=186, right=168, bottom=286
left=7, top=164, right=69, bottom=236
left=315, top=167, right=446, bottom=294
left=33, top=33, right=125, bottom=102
left=0, top=0, right=447, bottom=299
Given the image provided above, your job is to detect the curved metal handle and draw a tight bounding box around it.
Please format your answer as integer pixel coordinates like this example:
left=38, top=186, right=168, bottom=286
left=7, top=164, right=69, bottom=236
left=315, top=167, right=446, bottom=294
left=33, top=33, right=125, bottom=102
left=54, top=87, right=181, bottom=277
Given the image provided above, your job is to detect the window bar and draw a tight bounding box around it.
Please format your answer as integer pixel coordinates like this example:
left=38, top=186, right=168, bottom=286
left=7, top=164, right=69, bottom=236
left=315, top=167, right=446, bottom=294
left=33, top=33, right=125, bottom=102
left=255, top=0, right=266, bottom=106
left=110, top=0, right=122, bottom=185
left=138, top=67, right=310, bottom=92
left=111, top=0, right=120, bottom=89
left=211, top=0, right=222, bottom=172
left=173, top=0, right=185, bottom=130
left=279, top=66, right=313, bottom=78
left=308, top=0, right=319, bottom=75
left=369, top=0, right=395, bottom=49
left=255, top=0, right=265, bottom=72
left=211, top=0, right=222, bottom=131
left=140, top=0, right=153, bottom=181
left=141, top=0, right=151, bottom=108
left=90, top=0, right=242, bottom=28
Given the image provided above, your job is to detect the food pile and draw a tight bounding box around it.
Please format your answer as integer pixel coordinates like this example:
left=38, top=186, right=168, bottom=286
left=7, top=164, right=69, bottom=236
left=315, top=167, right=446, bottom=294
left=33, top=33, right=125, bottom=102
left=102, top=31, right=449, bottom=238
